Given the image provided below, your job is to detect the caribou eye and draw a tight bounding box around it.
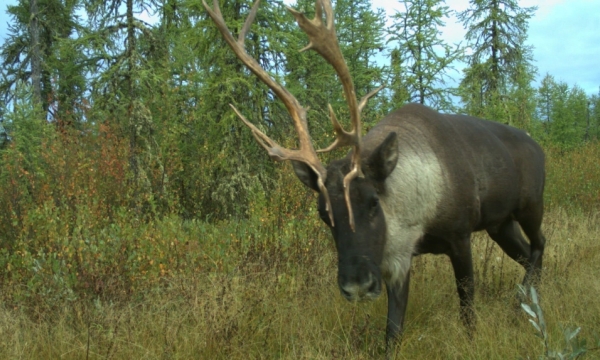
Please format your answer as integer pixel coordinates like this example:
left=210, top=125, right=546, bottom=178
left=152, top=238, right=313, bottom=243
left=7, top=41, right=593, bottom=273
left=372, top=196, right=379, bottom=208
left=370, top=197, right=380, bottom=216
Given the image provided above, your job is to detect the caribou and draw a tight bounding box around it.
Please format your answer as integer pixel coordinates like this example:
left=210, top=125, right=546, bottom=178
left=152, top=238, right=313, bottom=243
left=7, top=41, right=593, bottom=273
left=203, top=0, right=547, bottom=355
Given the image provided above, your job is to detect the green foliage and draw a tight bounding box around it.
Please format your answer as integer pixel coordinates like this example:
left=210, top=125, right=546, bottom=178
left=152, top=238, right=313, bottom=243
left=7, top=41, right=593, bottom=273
left=1, top=1, right=600, bottom=358
left=179, top=0, right=284, bottom=219
left=589, top=92, right=600, bottom=141
left=286, top=0, right=387, bottom=128
left=1, top=0, right=597, bottom=224
left=334, top=0, right=387, bottom=117
left=0, top=82, right=51, bottom=241
left=457, top=0, right=537, bottom=127
left=0, top=0, right=82, bottom=118
left=458, top=0, right=536, bottom=95
left=0, top=158, right=325, bottom=312
left=536, top=75, right=591, bottom=148
left=0, top=0, right=597, bottom=299
left=387, top=0, right=462, bottom=111
left=544, top=143, right=600, bottom=212
left=1, top=204, right=599, bottom=358
left=0, top=121, right=7, bottom=149
left=519, top=285, right=589, bottom=359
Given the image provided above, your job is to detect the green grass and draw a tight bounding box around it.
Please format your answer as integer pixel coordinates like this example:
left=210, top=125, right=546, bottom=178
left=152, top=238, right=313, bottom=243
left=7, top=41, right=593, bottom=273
left=1, top=207, right=599, bottom=359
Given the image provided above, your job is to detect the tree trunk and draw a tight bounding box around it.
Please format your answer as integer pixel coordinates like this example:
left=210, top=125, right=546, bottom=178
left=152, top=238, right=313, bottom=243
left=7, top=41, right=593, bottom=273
left=29, top=0, right=42, bottom=108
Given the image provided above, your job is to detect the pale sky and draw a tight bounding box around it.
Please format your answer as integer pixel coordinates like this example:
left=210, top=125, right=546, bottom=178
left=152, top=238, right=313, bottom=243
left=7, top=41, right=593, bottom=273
left=1, top=0, right=598, bottom=95
left=371, top=0, right=600, bottom=95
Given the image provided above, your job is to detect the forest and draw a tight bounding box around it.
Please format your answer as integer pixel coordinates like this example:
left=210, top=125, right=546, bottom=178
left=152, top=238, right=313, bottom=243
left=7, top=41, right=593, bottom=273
left=0, top=0, right=599, bottom=358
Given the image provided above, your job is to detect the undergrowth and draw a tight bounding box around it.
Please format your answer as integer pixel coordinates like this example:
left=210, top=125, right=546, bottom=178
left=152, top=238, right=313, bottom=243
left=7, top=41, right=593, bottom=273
left=0, top=138, right=599, bottom=358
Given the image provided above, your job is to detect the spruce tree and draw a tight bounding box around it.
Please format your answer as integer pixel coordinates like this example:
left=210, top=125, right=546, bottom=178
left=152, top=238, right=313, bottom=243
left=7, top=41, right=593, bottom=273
left=335, top=0, right=385, bottom=98
left=387, top=0, right=462, bottom=111
left=537, top=77, right=588, bottom=147
left=590, top=89, right=600, bottom=141
left=536, top=73, right=555, bottom=135
left=82, top=0, right=166, bottom=214
left=184, top=0, right=291, bottom=218
left=0, top=0, right=82, bottom=121
left=457, top=0, right=536, bottom=121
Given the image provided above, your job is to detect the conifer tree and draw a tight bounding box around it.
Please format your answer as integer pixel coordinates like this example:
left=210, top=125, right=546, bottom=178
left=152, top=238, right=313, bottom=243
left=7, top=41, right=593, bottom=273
left=388, top=0, right=462, bottom=110
left=535, top=76, right=589, bottom=147
left=0, top=0, right=82, bottom=122
left=458, top=0, right=536, bottom=121
left=176, top=0, right=292, bottom=218
left=82, top=0, right=166, bottom=214
left=536, top=73, right=555, bottom=135
left=590, top=89, right=600, bottom=141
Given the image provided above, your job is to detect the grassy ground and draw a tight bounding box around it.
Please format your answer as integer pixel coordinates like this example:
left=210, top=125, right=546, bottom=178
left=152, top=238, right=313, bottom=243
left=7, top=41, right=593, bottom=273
left=1, top=207, right=598, bottom=359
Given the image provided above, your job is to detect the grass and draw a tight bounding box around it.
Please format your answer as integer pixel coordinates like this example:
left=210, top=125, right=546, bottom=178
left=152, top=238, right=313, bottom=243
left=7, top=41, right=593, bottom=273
left=1, top=207, right=599, bottom=359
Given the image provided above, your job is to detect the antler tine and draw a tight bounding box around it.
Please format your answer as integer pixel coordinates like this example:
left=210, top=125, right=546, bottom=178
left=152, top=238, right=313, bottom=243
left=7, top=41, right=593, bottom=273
left=316, top=104, right=356, bottom=153
left=203, top=0, right=337, bottom=226
left=229, top=105, right=286, bottom=161
left=319, top=85, right=385, bottom=153
left=359, top=85, right=385, bottom=113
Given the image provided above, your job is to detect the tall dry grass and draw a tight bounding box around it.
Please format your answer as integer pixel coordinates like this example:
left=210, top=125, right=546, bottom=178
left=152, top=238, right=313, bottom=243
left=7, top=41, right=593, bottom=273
left=1, top=140, right=599, bottom=359
left=0, top=207, right=598, bottom=359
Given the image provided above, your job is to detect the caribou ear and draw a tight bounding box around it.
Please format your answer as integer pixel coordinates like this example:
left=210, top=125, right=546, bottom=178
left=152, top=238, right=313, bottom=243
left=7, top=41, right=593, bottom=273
left=291, top=160, right=320, bottom=192
left=366, top=132, right=399, bottom=182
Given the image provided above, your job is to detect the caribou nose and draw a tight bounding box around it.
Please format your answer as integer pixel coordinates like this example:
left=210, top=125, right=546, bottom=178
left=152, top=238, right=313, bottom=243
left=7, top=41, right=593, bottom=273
left=340, top=286, right=353, bottom=299
left=339, top=272, right=381, bottom=301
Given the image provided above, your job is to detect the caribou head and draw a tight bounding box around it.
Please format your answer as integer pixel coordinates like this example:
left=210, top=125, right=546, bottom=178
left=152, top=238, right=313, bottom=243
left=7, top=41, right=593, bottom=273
left=292, top=132, right=399, bottom=301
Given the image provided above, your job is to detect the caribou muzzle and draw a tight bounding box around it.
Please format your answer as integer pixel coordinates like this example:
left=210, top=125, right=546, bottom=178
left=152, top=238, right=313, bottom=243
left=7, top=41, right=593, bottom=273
left=338, top=258, right=382, bottom=301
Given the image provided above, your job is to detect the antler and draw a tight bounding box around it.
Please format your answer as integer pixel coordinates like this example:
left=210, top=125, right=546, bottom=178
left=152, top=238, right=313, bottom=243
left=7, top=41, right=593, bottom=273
left=202, top=0, right=334, bottom=225
left=288, top=0, right=383, bottom=230
left=203, top=0, right=381, bottom=231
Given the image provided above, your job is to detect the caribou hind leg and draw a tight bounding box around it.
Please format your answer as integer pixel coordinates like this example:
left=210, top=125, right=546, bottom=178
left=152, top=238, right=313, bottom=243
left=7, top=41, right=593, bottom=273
left=487, top=210, right=546, bottom=288
left=515, top=207, right=546, bottom=287
left=486, top=218, right=531, bottom=269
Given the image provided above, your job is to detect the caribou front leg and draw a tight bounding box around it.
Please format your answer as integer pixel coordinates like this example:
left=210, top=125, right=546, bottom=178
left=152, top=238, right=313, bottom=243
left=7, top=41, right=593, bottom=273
left=385, top=270, right=411, bottom=358
left=448, top=235, right=476, bottom=333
